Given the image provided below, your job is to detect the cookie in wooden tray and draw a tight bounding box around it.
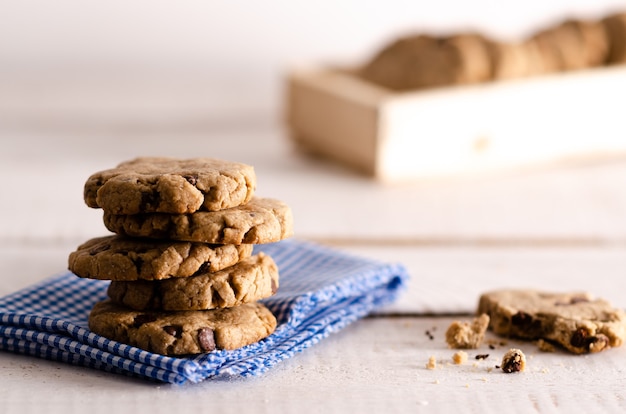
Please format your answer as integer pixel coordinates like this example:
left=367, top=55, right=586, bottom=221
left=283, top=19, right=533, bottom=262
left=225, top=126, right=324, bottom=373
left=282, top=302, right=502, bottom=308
left=360, top=33, right=492, bottom=91
left=567, top=18, right=611, bottom=67
left=69, top=235, right=253, bottom=281
left=107, top=253, right=279, bottom=311
left=603, top=12, right=626, bottom=64
left=528, top=19, right=608, bottom=72
left=89, top=300, right=277, bottom=355
left=478, top=289, right=626, bottom=354
left=84, top=157, right=256, bottom=214
left=487, top=41, right=536, bottom=80
left=103, top=197, right=294, bottom=245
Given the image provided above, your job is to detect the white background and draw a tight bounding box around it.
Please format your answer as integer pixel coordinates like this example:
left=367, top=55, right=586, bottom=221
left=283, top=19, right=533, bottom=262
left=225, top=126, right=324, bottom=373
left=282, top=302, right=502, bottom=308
left=2, top=0, right=625, bottom=123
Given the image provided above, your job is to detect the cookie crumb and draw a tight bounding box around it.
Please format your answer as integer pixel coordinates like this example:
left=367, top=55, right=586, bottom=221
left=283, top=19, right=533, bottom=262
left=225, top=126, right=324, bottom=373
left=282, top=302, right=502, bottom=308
left=426, top=355, right=437, bottom=370
left=501, top=348, right=526, bottom=373
left=452, top=351, right=468, bottom=365
left=445, top=314, right=490, bottom=349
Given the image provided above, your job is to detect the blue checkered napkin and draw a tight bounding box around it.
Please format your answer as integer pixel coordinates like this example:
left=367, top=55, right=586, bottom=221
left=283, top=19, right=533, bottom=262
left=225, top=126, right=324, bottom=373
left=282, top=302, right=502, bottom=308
left=0, top=239, right=409, bottom=384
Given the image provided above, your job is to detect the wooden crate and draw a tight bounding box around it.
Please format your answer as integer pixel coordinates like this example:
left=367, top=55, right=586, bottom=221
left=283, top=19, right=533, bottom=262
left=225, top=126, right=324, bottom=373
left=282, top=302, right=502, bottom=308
left=285, top=66, right=626, bottom=181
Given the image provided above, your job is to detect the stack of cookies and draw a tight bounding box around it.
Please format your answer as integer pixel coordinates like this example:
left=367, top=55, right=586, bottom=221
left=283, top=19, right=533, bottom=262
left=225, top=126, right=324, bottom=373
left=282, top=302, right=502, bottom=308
left=360, top=11, right=626, bottom=91
left=68, top=157, right=293, bottom=356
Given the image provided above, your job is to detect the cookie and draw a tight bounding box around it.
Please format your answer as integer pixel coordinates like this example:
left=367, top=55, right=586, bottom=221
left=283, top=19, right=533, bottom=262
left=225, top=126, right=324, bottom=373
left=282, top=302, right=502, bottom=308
left=568, top=19, right=610, bottom=67
left=449, top=33, right=494, bottom=84
left=603, top=12, right=626, bottom=64
left=487, top=41, right=535, bottom=80
left=527, top=19, right=609, bottom=73
left=88, top=299, right=277, bottom=355
left=360, top=33, right=492, bottom=91
left=68, top=235, right=253, bottom=281
left=478, top=289, right=626, bottom=354
left=527, top=28, right=573, bottom=73
left=103, top=197, right=294, bottom=245
left=84, top=157, right=256, bottom=214
left=107, top=253, right=279, bottom=310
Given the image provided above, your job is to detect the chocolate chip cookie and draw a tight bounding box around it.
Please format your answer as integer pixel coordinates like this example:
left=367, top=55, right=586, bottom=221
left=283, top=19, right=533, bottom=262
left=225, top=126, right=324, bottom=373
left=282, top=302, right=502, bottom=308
left=487, top=41, right=537, bottom=80
left=478, top=289, right=626, bottom=354
left=103, top=197, right=294, bottom=245
left=107, top=253, right=279, bottom=310
left=528, top=19, right=610, bottom=72
left=360, top=33, right=492, bottom=91
left=89, top=299, right=277, bottom=355
left=68, top=235, right=253, bottom=281
left=603, top=12, right=626, bottom=64
left=84, top=157, right=256, bottom=214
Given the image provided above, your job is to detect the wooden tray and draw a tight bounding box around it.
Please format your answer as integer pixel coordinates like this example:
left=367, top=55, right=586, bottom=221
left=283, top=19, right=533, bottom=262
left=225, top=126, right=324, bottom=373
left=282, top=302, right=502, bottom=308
left=286, top=66, right=626, bottom=181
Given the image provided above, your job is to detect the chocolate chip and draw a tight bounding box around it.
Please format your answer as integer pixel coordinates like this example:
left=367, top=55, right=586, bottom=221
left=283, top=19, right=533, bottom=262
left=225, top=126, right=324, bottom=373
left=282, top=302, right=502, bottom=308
left=501, top=350, right=525, bottom=373
left=183, top=174, right=198, bottom=186
left=194, top=261, right=212, bottom=275
left=511, top=311, right=543, bottom=336
left=502, top=359, right=522, bottom=373
left=131, top=255, right=144, bottom=270
left=132, top=314, right=157, bottom=328
left=163, top=325, right=183, bottom=338
left=570, top=328, right=601, bottom=351
left=570, top=328, right=588, bottom=348
left=511, top=311, right=532, bottom=326
left=140, top=191, right=157, bottom=210
left=475, top=354, right=489, bottom=360
left=197, top=328, right=216, bottom=352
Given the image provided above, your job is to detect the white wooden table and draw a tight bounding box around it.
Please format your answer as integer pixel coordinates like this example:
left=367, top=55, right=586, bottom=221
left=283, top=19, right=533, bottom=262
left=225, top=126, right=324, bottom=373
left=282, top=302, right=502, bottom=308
left=2, top=122, right=626, bottom=413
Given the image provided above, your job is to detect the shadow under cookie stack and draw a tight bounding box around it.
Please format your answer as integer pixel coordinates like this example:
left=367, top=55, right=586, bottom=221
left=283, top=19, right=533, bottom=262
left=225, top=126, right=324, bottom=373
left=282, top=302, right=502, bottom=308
left=68, top=157, right=293, bottom=356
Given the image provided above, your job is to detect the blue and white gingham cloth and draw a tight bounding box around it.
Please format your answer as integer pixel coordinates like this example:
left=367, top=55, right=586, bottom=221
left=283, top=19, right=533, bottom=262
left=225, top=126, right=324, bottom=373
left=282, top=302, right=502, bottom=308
left=0, top=239, right=408, bottom=384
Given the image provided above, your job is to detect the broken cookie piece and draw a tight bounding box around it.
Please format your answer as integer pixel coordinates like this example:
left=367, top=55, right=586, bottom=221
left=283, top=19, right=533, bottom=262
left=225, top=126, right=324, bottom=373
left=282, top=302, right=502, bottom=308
left=426, top=355, right=437, bottom=370
left=452, top=350, right=468, bottom=365
left=478, top=289, right=626, bottom=354
left=500, top=348, right=526, bottom=373
left=445, top=313, right=490, bottom=349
